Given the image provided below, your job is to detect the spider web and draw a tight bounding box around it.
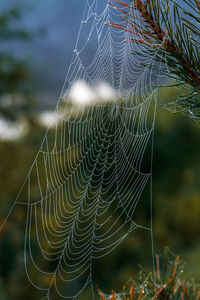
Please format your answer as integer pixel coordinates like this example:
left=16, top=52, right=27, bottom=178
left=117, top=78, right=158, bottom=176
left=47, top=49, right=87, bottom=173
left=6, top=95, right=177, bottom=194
left=1, top=0, right=164, bottom=299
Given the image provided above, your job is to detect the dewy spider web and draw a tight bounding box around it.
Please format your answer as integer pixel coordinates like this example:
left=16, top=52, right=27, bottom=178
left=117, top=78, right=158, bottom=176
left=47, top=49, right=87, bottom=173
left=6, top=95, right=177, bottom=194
left=1, top=0, right=165, bottom=299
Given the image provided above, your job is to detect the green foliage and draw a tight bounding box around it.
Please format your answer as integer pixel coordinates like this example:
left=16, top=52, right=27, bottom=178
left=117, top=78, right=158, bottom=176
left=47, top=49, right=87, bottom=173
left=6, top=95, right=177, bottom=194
left=98, top=248, right=200, bottom=299
left=0, top=5, right=33, bottom=96
left=0, top=4, right=38, bottom=121
left=0, top=6, right=32, bottom=41
left=0, top=87, right=199, bottom=299
left=108, top=0, right=200, bottom=120
left=0, top=53, right=30, bottom=95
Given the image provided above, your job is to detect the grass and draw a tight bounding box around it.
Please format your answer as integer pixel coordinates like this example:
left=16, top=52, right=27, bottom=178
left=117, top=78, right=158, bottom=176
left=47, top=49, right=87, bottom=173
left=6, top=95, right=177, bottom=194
left=97, top=248, right=200, bottom=299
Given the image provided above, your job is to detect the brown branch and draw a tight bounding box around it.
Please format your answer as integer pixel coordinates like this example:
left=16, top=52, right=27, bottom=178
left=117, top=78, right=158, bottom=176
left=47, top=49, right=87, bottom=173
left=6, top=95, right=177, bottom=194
left=108, top=0, right=200, bottom=85
left=135, top=0, right=200, bottom=85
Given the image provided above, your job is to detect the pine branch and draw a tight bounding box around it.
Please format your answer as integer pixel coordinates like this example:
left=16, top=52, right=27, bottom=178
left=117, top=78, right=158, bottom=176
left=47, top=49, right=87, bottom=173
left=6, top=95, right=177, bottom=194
left=107, top=0, right=200, bottom=120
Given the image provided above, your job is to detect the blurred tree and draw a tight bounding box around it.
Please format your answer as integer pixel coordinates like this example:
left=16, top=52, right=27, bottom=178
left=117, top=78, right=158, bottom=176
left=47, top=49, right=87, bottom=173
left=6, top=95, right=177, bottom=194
left=0, top=4, right=42, bottom=299
left=0, top=4, right=45, bottom=120
left=0, top=5, right=32, bottom=95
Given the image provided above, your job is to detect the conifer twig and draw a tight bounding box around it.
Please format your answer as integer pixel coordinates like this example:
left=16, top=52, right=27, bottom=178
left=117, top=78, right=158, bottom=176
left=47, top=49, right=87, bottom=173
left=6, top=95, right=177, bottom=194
left=108, top=0, right=200, bottom=120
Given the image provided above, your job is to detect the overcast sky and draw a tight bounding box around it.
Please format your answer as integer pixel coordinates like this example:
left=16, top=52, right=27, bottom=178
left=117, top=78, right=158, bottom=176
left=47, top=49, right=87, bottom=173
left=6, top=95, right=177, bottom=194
left=2, top=0, right=185, bottom=106
left=1, top=0, right=89, bottom=104
left=25, top=0, right=86, bottom=102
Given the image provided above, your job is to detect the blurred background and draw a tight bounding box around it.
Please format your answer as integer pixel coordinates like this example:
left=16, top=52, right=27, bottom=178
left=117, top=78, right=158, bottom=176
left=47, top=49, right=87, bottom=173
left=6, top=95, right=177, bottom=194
left=0, top=0, right=199, bottom=299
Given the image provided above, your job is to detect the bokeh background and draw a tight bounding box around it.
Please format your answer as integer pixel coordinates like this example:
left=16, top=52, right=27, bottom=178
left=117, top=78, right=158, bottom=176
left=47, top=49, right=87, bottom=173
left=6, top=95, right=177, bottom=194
left=0, top=0, right=199, bottom=299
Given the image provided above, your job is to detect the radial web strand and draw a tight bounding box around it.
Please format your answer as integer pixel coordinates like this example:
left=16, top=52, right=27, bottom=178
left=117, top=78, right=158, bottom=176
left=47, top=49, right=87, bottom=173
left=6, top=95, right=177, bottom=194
left=1, top=0, right=165, bottom=299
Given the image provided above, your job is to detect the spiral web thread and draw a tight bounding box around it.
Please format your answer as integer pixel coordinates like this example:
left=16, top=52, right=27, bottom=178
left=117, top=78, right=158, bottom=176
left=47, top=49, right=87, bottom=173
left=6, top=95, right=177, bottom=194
left=1, top=0, right=165, bottom=299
